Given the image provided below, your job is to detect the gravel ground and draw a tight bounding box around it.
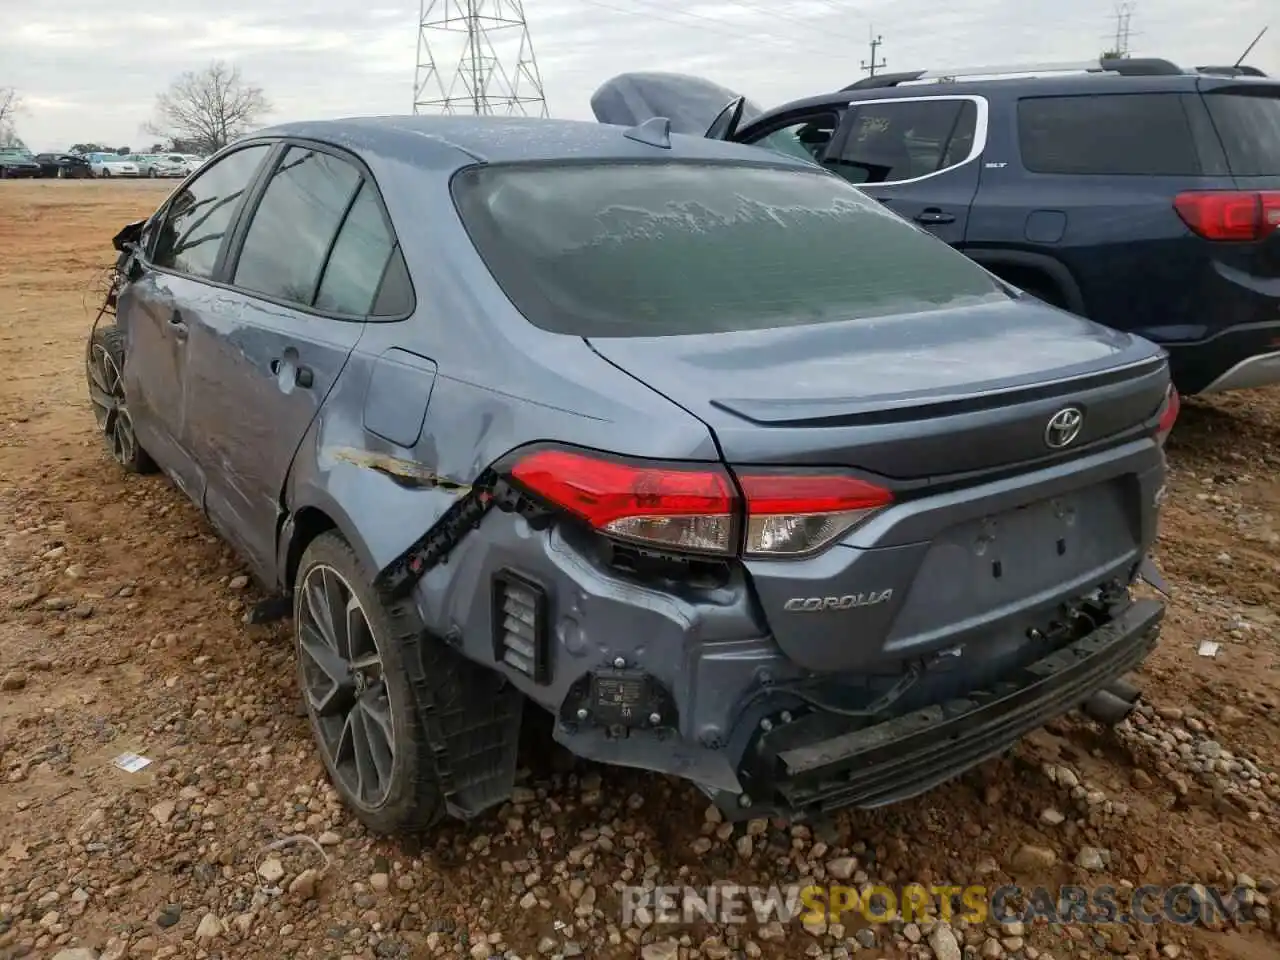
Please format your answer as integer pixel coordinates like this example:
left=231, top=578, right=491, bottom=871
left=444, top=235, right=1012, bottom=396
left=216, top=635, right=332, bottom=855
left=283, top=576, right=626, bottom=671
left=0, top=180, right=1278, bottom=960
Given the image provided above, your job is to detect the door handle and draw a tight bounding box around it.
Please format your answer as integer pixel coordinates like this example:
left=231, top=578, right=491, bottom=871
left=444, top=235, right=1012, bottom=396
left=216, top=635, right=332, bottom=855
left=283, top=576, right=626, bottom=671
left=915, top=209, right=956, bottom=225
left=271, top=357, right=314, bottom=388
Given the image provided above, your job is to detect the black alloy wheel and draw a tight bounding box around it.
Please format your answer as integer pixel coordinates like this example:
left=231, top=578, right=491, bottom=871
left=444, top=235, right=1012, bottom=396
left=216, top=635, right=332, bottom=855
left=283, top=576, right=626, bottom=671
left=296, top=560, right=398, bottom=809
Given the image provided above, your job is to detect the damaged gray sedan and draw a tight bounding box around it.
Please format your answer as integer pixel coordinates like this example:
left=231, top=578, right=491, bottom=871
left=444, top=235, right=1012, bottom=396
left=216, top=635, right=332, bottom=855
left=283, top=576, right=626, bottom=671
left=88, top=113, right=1178, bottom=833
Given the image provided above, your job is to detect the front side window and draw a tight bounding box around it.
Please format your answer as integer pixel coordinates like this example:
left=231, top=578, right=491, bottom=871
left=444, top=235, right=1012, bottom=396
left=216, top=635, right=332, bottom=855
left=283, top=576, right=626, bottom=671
left=746, top=114, right=841, bottom=166
left=1018, top=94, right=1201, bottom=175
left=152, top=144, right=271, bottom=279
left=452, top=161, right=1008, bottom=338
left=829, top=99, right=978, bottom=185
left=233, top=147, right=362, bottom=306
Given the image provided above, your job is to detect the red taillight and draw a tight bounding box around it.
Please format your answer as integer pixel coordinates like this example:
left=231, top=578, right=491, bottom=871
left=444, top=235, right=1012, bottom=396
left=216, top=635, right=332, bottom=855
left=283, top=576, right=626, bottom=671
left=510, top=449, right=737, bottom=554
left=737, top=472, right=894, bottom=557
left=508, top=449, right=895, bottom=558
left=1156, top=384, right=1180, bottom=446
left=1174, top=190, right=1280, bottom=241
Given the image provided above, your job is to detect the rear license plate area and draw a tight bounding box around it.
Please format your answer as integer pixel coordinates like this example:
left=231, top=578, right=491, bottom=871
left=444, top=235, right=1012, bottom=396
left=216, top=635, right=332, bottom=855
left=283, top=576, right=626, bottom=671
left=890, top=481, right=1135, bottom=633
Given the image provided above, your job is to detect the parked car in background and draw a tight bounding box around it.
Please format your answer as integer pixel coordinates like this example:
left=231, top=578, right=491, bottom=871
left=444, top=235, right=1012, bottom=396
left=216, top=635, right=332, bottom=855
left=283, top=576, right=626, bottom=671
left=0, top=148, right=43, bottom=178
left=91, top=115, right=1176, bottom=834
left=173, top=154, right=206, bottom=175
left=593, top=58, right=1280, bottom=396
left=34, top=152, right=94, bottom=178
left=88, top=152, right=141, bottom=178
left=155, top=155, right=192, bottom=177
left=126, top=154, right=187, bottom=178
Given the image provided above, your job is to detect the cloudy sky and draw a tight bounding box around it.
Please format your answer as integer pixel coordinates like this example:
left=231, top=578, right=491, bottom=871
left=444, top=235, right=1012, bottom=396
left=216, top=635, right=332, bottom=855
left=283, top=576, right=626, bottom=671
left=3, top=0, right=1275, bottom=151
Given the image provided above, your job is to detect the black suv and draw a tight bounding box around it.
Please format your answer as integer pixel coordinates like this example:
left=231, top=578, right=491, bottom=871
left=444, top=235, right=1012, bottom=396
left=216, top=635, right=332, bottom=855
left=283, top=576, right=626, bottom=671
left=592, top=58, right=1280, bottom=396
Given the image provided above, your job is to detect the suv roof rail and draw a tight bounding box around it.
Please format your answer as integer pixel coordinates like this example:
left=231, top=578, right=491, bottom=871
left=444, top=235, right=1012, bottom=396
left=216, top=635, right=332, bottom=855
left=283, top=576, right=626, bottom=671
left=1195, top=64, right=1268, bottom=77
left=842, top=56, right=1186, bottom=90
left=1099, top=57, right=1186, bottom=76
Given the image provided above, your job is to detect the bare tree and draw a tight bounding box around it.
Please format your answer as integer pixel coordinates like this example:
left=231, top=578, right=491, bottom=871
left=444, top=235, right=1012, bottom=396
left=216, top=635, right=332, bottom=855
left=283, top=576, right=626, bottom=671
left=146, top=61, right=270, bottom=155
left=0, top=87, right=22, bottom=146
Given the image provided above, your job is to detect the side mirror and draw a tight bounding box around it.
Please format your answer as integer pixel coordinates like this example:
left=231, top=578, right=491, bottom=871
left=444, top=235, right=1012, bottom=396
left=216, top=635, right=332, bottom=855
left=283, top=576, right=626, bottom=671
left=111, top=219, right=145, bottom=253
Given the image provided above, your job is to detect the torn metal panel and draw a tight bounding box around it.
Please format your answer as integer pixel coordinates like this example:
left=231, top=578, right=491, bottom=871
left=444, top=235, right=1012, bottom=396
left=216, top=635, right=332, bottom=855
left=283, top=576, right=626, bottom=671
left=329, top=447, right=473, bottom=494
left=372, top=470, right=503, bottom=599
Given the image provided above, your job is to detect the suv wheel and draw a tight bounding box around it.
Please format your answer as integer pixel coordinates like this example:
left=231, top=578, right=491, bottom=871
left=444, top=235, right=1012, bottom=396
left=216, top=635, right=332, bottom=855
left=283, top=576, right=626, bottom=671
left=86, top=325, right=156, bottom=473
left=293, top=532, right=448, bottom=833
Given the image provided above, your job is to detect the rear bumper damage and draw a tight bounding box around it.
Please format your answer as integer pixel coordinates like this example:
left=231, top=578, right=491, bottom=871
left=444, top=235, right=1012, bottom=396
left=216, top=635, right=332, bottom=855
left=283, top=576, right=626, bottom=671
left=383, top=441, right=1167, bottom=822
left=719, top=596, right=1163, bottom=819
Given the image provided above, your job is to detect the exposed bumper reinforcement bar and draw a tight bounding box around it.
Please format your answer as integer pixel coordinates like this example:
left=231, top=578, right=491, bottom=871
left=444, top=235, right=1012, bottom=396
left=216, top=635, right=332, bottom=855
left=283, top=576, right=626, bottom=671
left=737, top=598, right=1163, bottom=818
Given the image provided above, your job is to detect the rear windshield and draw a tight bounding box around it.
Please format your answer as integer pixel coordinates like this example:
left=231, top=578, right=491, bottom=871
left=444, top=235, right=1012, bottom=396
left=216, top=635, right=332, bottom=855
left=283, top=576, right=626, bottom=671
left=1203, top=89, right=1280, bottom=176
left=452, top=161, right=1009, bottom=337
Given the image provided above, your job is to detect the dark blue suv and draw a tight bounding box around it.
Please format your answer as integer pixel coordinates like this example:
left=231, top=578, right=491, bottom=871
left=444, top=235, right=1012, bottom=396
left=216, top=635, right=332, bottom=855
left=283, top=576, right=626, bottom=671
left=592, top=58, right=1280, bottom=396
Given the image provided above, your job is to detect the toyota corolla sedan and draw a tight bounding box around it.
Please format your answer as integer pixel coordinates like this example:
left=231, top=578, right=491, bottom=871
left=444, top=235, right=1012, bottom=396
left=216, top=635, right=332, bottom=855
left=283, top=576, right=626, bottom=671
left=90, top=115, right=1176, bottom=834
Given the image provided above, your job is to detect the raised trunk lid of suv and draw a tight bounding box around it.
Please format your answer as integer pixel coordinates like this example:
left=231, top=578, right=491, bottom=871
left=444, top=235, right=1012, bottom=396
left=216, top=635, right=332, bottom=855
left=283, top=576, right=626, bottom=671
left=455, top=157, right=1170, bottom=673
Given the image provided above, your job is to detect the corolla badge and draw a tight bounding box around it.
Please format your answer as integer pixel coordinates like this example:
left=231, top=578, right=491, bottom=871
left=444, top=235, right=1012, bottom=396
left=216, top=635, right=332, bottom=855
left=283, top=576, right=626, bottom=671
left=783, top=590, right=894, bottom=612
left=1044, top=406, right=1084, bottom=449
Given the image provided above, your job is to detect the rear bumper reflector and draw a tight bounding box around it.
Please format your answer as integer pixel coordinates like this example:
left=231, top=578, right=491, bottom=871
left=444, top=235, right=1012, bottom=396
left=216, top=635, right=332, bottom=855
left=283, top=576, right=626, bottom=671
left=743, top=598, right=1164, bottom=815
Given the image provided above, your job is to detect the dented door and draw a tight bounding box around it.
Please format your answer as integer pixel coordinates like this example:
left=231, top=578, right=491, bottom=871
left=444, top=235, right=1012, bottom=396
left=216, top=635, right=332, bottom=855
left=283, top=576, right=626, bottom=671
left=182, top=144, right=374, bottom=582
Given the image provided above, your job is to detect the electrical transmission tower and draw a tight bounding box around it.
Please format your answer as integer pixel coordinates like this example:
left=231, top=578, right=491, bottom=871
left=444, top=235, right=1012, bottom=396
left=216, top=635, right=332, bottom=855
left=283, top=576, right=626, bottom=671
left=861, top=29, right=886, bottom=77
left=1111, top=1, right=1136, bottom=57
left=414, top=0, right=548, bottom=117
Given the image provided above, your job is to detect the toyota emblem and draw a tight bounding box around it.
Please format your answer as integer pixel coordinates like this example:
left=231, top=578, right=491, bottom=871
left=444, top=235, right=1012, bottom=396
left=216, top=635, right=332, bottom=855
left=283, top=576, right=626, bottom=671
left=1044, top=406, right=1084, bottom=449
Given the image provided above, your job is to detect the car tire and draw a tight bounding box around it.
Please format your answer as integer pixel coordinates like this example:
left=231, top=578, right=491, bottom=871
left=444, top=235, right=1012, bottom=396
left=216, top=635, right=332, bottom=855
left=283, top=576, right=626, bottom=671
left=293, top=531, right=453, bottom=834
left=86, top=325, right=157, bottom=474
left=101, top=168, right=111, bottom=178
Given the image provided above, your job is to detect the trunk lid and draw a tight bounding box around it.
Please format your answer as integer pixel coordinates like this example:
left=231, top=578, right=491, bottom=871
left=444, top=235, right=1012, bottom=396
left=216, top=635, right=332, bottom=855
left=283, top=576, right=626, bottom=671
left=591, top=305, right=1169, bottom=677
left=587, top=297, right=1169, bottom=482
left=590, top=71, right=762, bottom=136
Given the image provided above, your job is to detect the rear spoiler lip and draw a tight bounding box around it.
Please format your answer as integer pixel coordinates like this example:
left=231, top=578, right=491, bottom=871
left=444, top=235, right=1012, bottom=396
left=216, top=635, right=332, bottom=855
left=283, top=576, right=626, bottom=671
left=709, top=354, right=1169, bottom=427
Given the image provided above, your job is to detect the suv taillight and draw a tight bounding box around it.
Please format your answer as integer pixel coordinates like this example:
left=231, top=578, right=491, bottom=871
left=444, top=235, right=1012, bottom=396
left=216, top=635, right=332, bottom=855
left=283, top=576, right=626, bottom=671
left=508, top=449, right=893, bottom=558
left=1173, top=190, right=1280, bottom=241
left=1156, top=384, right=1180, bottom=446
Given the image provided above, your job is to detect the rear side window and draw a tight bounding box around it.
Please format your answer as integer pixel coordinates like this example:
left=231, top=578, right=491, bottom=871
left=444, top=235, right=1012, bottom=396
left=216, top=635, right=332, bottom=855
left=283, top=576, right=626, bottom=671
left=234, top=147, right=362, bottom=306
left=314, top=182, right=403, bottom=316
left=1203, top=90, right=1280, bottom=176
left=452, top=161, right=1009, bottom=338
left=152, top=144, right=271, bottom=278
left=1018, top=94, right=1201, bottom=175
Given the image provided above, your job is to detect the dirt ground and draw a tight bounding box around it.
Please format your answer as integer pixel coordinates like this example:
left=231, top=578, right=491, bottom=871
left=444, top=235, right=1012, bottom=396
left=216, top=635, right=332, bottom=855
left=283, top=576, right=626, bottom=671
left=0, top=179, right=1277, bottom=960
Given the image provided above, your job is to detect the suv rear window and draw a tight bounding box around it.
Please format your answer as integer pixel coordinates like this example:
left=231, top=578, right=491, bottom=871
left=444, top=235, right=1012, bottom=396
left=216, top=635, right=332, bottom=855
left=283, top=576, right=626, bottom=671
left=1203, top=89, right=1280, bottom=176
left=1018, top=94, right=1202, bottom=175
left=452, top=161, right=1008, bottom=337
